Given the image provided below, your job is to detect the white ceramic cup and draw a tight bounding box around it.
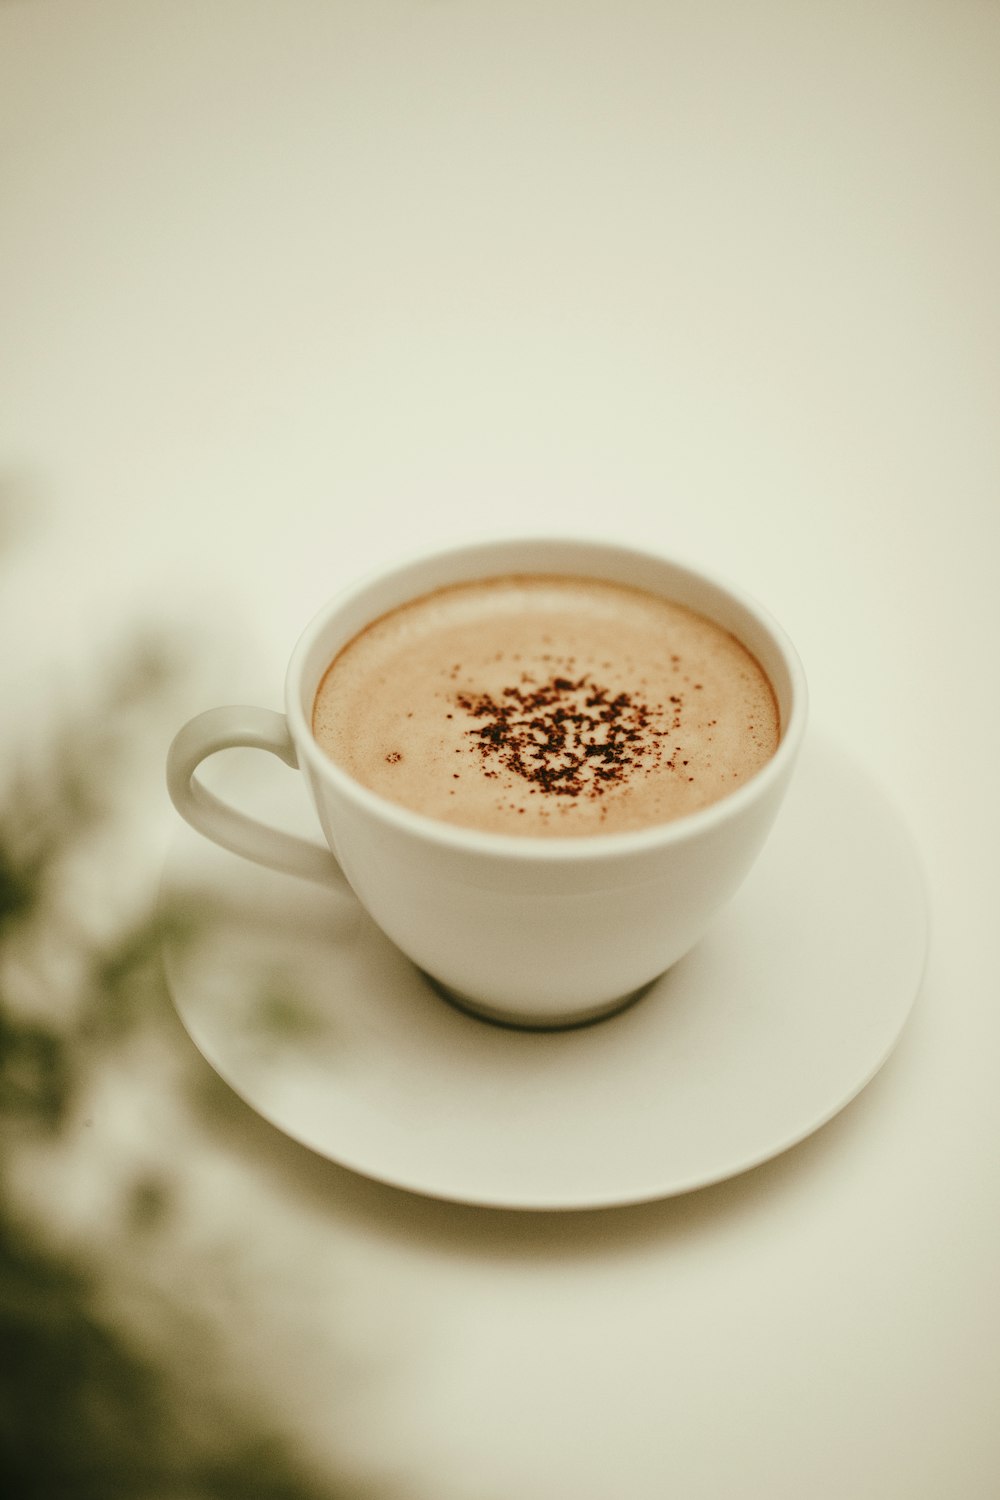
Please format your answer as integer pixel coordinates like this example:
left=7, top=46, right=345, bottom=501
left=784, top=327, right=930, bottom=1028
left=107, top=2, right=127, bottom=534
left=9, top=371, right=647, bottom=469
left=167, top=537, right=807, bottom=1029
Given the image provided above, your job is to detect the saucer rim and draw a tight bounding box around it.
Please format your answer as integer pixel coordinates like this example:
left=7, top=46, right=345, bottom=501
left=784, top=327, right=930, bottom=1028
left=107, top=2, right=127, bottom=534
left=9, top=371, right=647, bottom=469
left=161, top=724, right=929, bottom=1212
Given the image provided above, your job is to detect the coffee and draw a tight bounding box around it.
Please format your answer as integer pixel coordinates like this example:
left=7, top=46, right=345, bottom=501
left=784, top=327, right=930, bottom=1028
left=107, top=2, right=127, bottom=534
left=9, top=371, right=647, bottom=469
left=312, top=574, right=779, bottom=837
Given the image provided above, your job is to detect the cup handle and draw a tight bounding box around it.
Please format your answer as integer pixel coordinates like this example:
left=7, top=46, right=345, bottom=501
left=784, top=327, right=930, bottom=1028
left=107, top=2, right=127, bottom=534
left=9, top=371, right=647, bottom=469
left=166, top=706, right=347, bottom=887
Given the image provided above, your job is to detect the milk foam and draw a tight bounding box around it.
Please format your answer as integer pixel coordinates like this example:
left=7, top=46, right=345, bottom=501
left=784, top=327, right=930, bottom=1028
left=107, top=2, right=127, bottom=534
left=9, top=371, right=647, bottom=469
left=312, top=575, right=779, bottom=837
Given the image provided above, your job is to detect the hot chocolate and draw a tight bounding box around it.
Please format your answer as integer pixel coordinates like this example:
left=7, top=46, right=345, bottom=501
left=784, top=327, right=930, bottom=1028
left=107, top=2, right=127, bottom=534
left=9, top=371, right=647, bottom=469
left=312, top=574, right=779, bottom=837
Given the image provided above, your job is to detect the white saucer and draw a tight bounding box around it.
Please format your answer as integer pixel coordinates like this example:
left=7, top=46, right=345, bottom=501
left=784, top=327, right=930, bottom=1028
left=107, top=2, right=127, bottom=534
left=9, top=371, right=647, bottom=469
left=161, top=729, right=928, bottom=1210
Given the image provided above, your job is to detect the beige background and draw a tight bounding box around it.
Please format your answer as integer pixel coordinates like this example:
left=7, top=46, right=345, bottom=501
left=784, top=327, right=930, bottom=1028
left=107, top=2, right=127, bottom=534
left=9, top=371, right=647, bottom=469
left=2, top=2, right=998, bottom=1496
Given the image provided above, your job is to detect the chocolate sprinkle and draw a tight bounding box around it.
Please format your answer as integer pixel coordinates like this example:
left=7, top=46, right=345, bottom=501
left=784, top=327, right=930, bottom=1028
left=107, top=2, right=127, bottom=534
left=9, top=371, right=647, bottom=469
left=454, top=674, right=677, bottom=799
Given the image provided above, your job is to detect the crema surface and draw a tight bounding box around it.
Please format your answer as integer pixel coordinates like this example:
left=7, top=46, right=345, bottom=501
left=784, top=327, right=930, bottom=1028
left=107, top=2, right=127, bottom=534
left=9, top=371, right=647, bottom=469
left=312, top=575, right=779, bottom=836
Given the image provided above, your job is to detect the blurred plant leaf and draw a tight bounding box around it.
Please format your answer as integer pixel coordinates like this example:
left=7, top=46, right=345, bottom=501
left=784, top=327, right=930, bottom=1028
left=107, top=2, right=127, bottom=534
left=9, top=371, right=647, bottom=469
left=0, top=617, right=377, bottom=1500
left=0, top=1008, right=71, bottom=1134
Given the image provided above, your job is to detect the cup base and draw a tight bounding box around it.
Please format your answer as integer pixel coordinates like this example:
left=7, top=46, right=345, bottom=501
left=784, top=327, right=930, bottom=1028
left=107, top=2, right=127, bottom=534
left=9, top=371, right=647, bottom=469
left=421, top=974, right=657, bottom=1031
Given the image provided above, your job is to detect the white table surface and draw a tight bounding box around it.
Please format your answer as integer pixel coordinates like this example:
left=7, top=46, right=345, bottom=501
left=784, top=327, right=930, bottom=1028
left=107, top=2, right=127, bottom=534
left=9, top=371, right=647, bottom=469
left=2, top=2, right=998, bottom=1496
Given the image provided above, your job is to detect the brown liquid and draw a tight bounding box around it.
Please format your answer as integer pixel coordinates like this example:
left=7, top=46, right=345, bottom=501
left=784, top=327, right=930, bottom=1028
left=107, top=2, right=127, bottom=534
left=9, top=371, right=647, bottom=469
left=312, top=575, right=779, bottom=837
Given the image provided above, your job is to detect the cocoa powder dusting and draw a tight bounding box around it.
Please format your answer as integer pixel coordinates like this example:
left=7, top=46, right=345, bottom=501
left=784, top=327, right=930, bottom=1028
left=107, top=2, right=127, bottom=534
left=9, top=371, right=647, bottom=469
left=454, top=674, right=680, bottom=799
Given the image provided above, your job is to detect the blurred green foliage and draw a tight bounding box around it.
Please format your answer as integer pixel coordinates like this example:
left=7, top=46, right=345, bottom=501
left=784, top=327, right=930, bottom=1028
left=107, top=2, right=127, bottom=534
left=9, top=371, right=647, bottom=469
left=0, top=632, right=374, bottom=1499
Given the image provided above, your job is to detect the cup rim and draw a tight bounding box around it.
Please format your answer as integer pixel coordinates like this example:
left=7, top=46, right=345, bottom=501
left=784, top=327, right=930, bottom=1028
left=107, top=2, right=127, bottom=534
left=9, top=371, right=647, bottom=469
left=285, top=534, right=809, bottom=863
